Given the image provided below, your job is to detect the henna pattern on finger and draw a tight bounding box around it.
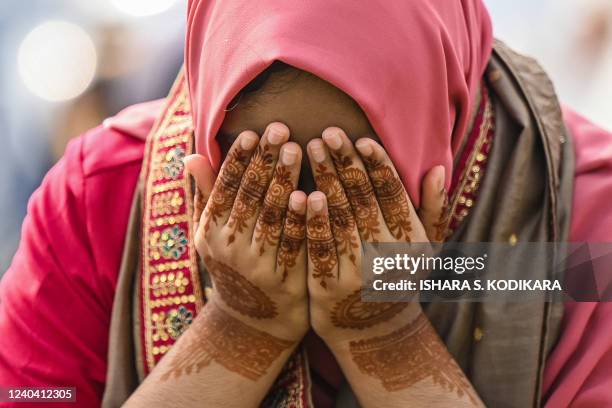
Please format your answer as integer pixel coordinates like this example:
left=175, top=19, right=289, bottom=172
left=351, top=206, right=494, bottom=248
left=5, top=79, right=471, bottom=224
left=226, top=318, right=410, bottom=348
left=331, top=289, right=408, bottom=329
left=193, top=186, right=207, bottom=224
left=227, top=144, right=275, bottom=244
left=277, top=208, right=306, bottom=282
left=349, top=314, right=478, bottom=404
left=331, top=153, right=381, bottom=242
left=307, top=214, right=338, bottom=289
left=254, top=166, right=293, bottom=255
left=314, top=164, right=359, bottom=263
left=160, top=306, right=293, bottom=381
left=363, top=158, right=412, bottom=241
left=432, top=189, right=450, bottom=242
left=205, top=149, right=250, bottom=231
left=203, top=256, right=278, bottom=319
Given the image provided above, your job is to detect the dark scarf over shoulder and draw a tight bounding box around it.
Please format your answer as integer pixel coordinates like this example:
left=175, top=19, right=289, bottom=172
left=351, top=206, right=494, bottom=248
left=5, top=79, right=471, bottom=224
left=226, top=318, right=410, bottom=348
left=101, top=41, right=574, bottom=408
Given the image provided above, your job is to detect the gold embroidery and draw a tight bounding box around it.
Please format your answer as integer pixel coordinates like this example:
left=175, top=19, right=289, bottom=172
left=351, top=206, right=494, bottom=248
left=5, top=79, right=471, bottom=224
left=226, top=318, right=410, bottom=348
left=151, top=271, right=190, bottom=297
left=140, top=72, right=203, bottom=370
left=152, top=180, right=184, bottom=194
left=442, top=90, right=494, bottom=238
left=152, top=191, right=184, bottom=217
left=154, top=260, right=191, bottom=272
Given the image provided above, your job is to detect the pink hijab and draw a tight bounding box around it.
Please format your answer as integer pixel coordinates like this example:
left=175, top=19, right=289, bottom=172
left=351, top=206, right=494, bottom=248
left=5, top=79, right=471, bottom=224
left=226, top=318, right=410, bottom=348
left=185, top=0, right=493, bottom=207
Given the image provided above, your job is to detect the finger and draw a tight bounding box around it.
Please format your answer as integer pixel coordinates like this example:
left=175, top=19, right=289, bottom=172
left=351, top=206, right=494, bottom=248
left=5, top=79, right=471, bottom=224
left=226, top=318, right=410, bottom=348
left=418, top=166, right=449, bottom=243
left=322, top=127, right=387, bottom=242
left=254, top=142, right=302, bottom=255
left=226, top=123, right=290, bottom=245
left=277, top=191, right=307, bottom=284
left=307, top=192, right=339, bottom=290
left=202, top=131, right=258, bottom=234
left=355, top=138, right=427, bottom=242
left=307, top=139, right=360, bottom=267
left=184, top=154, right=215, bottom=229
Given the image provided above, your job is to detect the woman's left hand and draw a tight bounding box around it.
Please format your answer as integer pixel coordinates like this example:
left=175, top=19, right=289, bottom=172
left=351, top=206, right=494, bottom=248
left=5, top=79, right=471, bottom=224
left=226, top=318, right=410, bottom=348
left=304, top=128, right=482, bottom=407
left=305, top=127, right=447, bottom=348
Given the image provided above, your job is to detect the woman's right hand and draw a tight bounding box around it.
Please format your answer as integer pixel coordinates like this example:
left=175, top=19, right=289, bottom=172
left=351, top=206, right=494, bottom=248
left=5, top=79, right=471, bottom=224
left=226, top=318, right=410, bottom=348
left=186, top=121, right=309, bottom=351
left=125, top=123, right=308, bottom=407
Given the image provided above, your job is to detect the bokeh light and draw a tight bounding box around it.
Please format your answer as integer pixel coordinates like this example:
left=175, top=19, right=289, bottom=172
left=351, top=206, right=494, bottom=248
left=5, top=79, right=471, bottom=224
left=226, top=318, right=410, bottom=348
left=18, top=21, right=97, bottom=102
left=111, top=0, right=179, bottom=17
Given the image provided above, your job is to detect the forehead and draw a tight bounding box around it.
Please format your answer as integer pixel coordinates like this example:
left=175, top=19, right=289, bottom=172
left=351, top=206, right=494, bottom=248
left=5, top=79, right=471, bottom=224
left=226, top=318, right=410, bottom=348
left=219, top=69, right=376, bottom=147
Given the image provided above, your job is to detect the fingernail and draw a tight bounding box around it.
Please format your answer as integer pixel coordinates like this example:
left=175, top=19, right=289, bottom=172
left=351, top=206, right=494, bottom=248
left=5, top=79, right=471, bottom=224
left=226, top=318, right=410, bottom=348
left=355, top=140, right=373, bottom=157
left=310, top=141, right=326, bottom=163
left=240, top=134, right=258, bottom=150
left=267, top=124, right=289, bottom=145
left=281, top=145, right=299, bottom=166
left=310, top=193, right=325, bottom=213
left=182, top=154, right=194, bottom=167
left=290, top=192, right=306, bottom=213
left=322, top=129, right=343, bottom=150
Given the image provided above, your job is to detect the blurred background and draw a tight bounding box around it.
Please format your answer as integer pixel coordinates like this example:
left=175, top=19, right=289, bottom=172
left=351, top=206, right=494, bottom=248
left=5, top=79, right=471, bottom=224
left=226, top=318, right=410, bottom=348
left=0, top=0, right=610, bottom=274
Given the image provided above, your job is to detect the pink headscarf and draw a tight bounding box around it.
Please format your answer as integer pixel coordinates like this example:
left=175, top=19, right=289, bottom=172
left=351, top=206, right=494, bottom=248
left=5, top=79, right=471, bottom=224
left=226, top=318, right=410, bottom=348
left=185, top=0, right=493, bottom=207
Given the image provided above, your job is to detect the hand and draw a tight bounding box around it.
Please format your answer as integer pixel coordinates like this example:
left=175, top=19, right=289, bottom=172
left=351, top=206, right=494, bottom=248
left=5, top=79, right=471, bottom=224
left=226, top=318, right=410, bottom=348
left=305, top=128, right=447, bottom=348
left=185, top=122, right=309, bottom=376
left=303, top=128, right=482, bottom=407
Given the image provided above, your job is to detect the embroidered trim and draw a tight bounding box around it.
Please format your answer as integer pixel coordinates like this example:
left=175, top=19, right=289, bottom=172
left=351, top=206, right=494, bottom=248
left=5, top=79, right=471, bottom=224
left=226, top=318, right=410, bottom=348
left=443, top=85, right=495, bottom=237
left=139, top=71, right=204, bottom=373
left=262, top=349, right=313, bottom=408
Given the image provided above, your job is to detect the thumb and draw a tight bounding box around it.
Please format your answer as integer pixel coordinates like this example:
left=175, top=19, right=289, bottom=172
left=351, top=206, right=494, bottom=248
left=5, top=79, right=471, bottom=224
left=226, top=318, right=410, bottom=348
left=418, top=165, right=448, bottom=243
left=184, top=154, right=215, bottom=225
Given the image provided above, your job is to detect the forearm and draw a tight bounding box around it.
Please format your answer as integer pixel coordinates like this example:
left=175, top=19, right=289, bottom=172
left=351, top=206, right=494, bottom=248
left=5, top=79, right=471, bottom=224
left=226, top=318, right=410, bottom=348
left=124, top=302, right=296, bottom=407
left=331, top=312, right=484, bottom=408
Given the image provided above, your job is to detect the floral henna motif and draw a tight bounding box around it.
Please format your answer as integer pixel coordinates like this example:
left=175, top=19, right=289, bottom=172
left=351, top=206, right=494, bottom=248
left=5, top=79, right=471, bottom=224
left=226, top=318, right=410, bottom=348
left=364, top=158, right=412, bottom=241
left=314, top=164, right=359, bottom=263
left=277, top=208, right=306, bottom=282
left=349, top=314, right=478, bottom=404
left=307, top=214, right=338, bottom=289
left=203, top=256, right=277, bottom=319
left=160, top=306, right=293, bottom=381
left=205, top=149, right=250, bottom=231
left=254, top=166, right=293, bottom=255
left=331, top=153, right=381, bottom=242
left=227, top=144, right=275, bottom=244
left=331, top=289, right=408, bottom=329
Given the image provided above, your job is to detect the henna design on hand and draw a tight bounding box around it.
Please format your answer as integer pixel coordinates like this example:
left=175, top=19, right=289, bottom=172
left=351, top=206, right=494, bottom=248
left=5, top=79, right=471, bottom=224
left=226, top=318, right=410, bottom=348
left=227, top=144, right=275, bottom=244
left=160, top=305, right=293, bottom=382
left=363, top=158, right=412, bottom=241
left=277, top=208, right=306, bottom=282
left=331, top=289, right=408, bottom=329
left=254, top=166, right=293, bottom=255
left=205, top=149, right=250, bottom=231
left=307, top=214, right=338, bottom=289
left=331, top=153, right=381, bottom=242
left=349, top=314, right=478, bottom=404
left=203, top=256, right=277, bottom=319
left=314, top=164, right=359, bottom=263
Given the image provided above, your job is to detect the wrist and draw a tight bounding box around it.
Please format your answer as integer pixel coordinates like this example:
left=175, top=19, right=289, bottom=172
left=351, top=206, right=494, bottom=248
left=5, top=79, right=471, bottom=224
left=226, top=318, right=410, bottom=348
left=318, top=301, right=424, bottom=353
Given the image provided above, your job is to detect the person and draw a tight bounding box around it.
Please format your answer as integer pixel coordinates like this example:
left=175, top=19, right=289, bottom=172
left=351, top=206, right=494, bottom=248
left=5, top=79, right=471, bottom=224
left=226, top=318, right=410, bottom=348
left=1, top=0, right=612, bottom=407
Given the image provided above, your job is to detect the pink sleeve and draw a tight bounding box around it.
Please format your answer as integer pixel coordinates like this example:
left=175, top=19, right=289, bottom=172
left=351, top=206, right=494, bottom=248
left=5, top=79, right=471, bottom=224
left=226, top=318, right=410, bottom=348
left=543, top=108, right=612, bottom=407
left=0, top=127, right=143, bottom=407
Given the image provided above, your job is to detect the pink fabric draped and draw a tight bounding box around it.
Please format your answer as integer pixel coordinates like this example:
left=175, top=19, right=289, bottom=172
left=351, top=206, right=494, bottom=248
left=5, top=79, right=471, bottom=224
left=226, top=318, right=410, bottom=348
left=542, top=109, right=612, bottom=408
left=185, top=0, right=493, bottom=208
left=0, top=119, right=147, bottom=406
